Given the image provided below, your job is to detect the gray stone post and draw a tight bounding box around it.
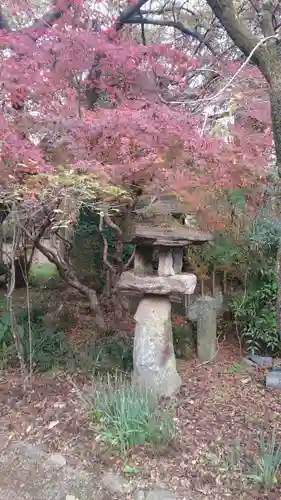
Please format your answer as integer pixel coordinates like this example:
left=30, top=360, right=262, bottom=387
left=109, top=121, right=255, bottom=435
left=197, top=296, right=217, bottom=362
left=133, top=296, right=181, bottom=397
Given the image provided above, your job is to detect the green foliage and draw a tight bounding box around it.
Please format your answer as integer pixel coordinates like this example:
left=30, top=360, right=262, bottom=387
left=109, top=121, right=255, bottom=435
left=191, top=189, right=281, bottom=281
left=25, top=325, right=69, bottom=372
left=188, top=189, right=281, bottom=354
left=82, top=374, right=176, bottom=454
left=0, top=310, right=18, bottom=369
left=247, top=430, right=281, bottom=491
left=71, top=335, right=133, bottom=374
left=0, top=302, right=69, bottom=372
left=1, top=299, right=133, bottom=374
left=72, top=207, right=134, bottom=292
left=227, top=362, right=243, bottom=374
left=172, top=320, right=196, bottom=359
left=231, top=271, right=279, bottom=354
left=29, top=262, right=62, bottom=289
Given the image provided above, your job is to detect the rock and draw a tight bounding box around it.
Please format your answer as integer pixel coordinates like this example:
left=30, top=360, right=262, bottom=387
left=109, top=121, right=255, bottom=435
left=146, top=489, right=177, bottom=500
left=241, top=357, right=256, bottom=372
left=133, top=296, right=181, bottom=397
left=134, top=491, right=146, bottom=500
left=46, top=453, right=67, bottom=468
left=101, top=471, right=133, bottom=495
left=197, top=297, right=217, bottom=363
left=118, top=271, right=197, bottom=296
left=158, top=249, right=175, bottom=276
left=248, top=355, right=273, bottom=367
left=16, top=443, right=46, bottom=460
left=266, top=369, right=281, bottom=389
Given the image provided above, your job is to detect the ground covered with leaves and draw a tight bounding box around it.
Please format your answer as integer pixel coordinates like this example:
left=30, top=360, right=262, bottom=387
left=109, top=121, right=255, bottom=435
left=1, top=338, right=281, bottom=500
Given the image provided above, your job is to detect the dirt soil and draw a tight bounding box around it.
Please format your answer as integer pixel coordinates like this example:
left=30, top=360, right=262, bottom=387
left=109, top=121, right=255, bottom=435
left=1, top=338, right=281, bottom=499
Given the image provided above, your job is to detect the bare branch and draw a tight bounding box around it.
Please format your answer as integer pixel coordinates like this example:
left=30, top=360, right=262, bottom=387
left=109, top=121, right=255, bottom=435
left=0, top=1, right=71, bottom=33
left=124, top=248, right=136, bottom=270
left=99, top=213, right=114, bottom=271
left=126, top=16, right=216, bottom=54
left=115, top=0, right=150, bottom=31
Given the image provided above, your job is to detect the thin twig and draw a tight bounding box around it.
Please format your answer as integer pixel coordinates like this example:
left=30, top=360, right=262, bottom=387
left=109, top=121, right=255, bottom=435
left=124, top=248, right=136, bottom=270
left=161, top=34, right=278, bottom=106
left=98, top=212, right=114, bottom=271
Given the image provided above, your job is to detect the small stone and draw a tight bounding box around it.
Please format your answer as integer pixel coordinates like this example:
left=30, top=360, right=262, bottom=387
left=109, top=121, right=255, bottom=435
left=101, top=471, right=133, bottom=495
left=146, top=489, right=177, bottom=500
left=134, top=490, right=146, bottom=500
left=66, top=496, right=79, bottom=500
left=241, top=357, right=256, bottom=372
left=14, top=442, right=46, bottom=459
left=241, top=377, right=251, bottom=384
left=46, top=453, right=66, bottom=468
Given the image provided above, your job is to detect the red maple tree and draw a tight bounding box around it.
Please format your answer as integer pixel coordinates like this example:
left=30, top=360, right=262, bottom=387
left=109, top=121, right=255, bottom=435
left=0, top=0, right=272, bottom=198
left=0, top=0, right=276, bottom=330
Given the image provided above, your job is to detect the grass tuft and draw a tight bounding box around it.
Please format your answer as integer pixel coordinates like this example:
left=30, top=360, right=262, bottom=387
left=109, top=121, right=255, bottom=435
left=247, top=430, right=281, bottom=491
left=80, top=373, right=176, bottom=454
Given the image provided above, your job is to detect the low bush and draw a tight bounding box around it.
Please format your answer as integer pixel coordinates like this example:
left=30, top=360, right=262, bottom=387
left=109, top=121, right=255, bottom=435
left=231, top=271, right=280, bottom=354
left=172, top=317, right=196, bottom=359
left=0, top=303, right=69, bottom=372
left=1, top=301, right=134, bottom=374
left=29, top=262, right=63, bottom=289
left=82, top=374, right=176, bottom=454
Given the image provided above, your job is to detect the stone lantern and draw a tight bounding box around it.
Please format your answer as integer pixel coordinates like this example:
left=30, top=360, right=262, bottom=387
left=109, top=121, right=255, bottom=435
left=118, top=195, right=213, bottom=397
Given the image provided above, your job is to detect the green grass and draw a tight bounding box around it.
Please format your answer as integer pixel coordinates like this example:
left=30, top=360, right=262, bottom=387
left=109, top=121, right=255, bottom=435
left=247, top=430, right=281, bottom=491
left=29, top=262, right=62, bottom=288
left=80, top=373, right=176, bottom=454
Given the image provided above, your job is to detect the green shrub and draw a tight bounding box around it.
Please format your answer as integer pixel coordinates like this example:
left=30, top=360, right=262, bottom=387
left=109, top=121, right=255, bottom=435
left=0, top=311, right=18, bottom=369
left=72, top=207, right=134, bottom=292
left=231, top=272, right=279, bottom=354
left=69, top=335, right=133, bottom=374
left=172, top=320, right=196, bottom=359
left=0, top=303, right=70, bottom=372
left=82, top=374, right=176, bottom=454
left=247, top=430, right=281, bottom=491
left=24, top=325, right=70, bottom=372
left=29, top=262, right=62, bottom=289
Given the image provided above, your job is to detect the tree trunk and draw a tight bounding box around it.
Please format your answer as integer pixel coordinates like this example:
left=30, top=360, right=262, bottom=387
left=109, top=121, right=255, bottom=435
left=269, top=70, right=281, bottom=338
left=23, top=228, right=106, bottom=331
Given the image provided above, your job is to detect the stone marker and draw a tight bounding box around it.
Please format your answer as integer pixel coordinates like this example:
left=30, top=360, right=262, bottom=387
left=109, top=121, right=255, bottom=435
left=197, top=296, right=217, bottom=363
left=133, top=296, right=181, bottom=397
